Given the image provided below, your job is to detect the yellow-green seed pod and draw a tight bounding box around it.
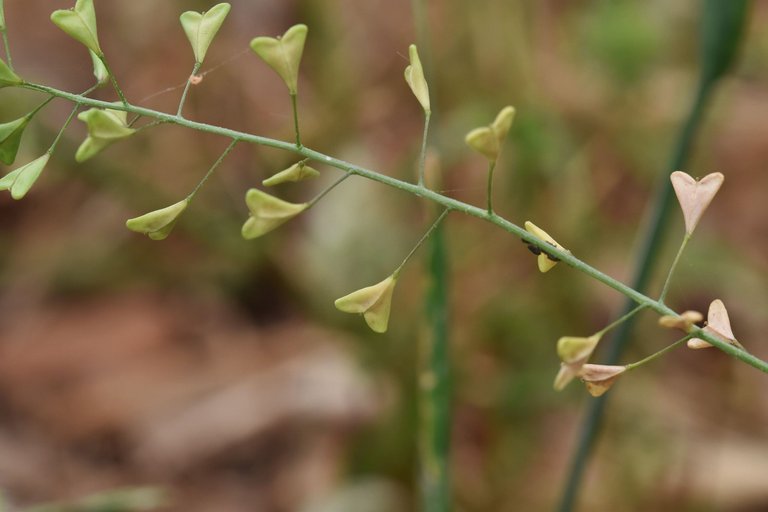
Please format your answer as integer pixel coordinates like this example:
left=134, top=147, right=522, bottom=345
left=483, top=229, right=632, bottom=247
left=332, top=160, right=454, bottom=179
left=241, top=188, right=308, bottom=239
left=335, top=275, right=397, bottom=333
left=465, top=127, right=498, bottom=161
left=0, top=153, right=50, bottom=200
left=51, top=0, right=102, bottom=55
left=0, top=116, right=31, bottom=165
left=126, top=199, right=189, bottom=240
left=404, top=44, right=430, bottom=113
left=179, top=3, right=231, bottom=64
left=465, top=105, right=516, bottom=162
left=262, top=161, right=319, bottom=187
left=557, top=334, right=601, bottom=365
left=524, top=221, right=568, bottom=273
left=250, top=24, right=308, bottom=95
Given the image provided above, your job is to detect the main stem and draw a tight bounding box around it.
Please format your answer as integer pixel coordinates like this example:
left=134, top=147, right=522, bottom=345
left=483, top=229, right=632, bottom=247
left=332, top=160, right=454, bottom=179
left=16, top=81, right=768, bottom=374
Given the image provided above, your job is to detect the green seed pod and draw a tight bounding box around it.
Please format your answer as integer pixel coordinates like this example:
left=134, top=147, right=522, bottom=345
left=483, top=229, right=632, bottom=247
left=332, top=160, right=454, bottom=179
left=241, top=188, right=308, bottom=239
left=179, top=3, right=231, bottom=64
left=404, top=44, right=430, bottom=113
left=0, top=116, right=31, bottom=165
left=0, top=57, right=21, bottom=88
left=0, top=153, right=50, bottom=200
left=125, top=199, right=189, bottom=240
left=75, top=107, right=135, bottom=162
left=250, top=24, right=308, bottom=95
left=89, top=49, right=108, bottom=86
left=50, top=0, right=102, bottom=55
left=262, top=161, right=319, bottom=187
left=334, top=275, right=398, bottom=333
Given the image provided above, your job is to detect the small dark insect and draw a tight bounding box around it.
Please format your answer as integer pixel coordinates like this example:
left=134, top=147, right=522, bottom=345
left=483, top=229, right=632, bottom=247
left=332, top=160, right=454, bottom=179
left=520, top=238, right=542, bottom=255
left=544, top=240, right=560, bottom=261
left=527, top=244, right=542, bottom=255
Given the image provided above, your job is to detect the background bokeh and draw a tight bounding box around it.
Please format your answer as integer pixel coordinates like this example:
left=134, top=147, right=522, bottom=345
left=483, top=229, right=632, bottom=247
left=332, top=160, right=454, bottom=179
left=1, top=1, right=768, bottom=511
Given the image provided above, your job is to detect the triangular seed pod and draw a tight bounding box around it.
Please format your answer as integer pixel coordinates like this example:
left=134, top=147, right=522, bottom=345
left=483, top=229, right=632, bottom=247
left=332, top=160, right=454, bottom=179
left=250, top=24, right=308, bottom=94
left=524, top=221, right=569, bottom=273
left=404, top=44, right=430, bottom=113
left=335, top=275, right=398, bottom=333
left=262, top=162, right=319, bottom=186
left=51, top=0, right=102, bottom=55
left=0, top=154, right=50, bottom=200
left=179, top=3, right=231, bottom=64
left=241, top=188, right=308, bottom=239
left=125, top=199, right=189, bottom=241
left=670, top=171, right=724, bottom=235
left=0, top=116, right=31, bottom=165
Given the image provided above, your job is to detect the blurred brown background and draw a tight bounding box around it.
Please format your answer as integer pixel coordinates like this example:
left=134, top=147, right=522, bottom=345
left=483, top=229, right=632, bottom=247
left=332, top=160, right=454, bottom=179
left=1, top=1, right=768, bottom=511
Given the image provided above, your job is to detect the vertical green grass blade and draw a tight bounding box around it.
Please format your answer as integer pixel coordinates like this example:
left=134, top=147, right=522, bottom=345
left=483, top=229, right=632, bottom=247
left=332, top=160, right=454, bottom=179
left=556, top=2, right=750, bottom=511
left=420, top=220, right=451, bottom=512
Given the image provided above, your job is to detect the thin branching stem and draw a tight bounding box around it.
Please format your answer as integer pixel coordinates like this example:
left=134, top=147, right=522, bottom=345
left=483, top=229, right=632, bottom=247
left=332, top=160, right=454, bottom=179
left=659, top=233, right=690, bottom=303
left=486, top=159, right=496, bottom=215
left=46, top=104, right=80, bottom=154
left=186, top=138, right=238, bottom=201
left=624, top=335, right=692, bottom=371
left=290, top=92, right=301, bottom=148
left=97, top=55, right=128, bottom=107
left=177, top=62, right=201, bottom=118
left=306, top=172, right=351, bottom=208
left=417, top=111, right=431, bottom=187
left=394, top=208, right=450, bottom=278
left=16, top=81, right=768, bottom=375
left=594, top=304, right=646, bottom=339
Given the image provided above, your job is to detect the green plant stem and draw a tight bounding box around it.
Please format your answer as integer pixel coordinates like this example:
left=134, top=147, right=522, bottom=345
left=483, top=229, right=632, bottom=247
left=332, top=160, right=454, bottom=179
left=186, top=138, right=238, bottom=201
left=16, top=81, right=768, bottom=374
left=394, top=208, right=450, bottom=278
left=44, top=84, right=100, bottom=154
left=306, top=172, right=351, bottom=208
left=486, top=159, right=496, bottom=215
left=417, top=111, right=431, bottom=187
left=46, top=104, right=80, bottom=155
left=594, top=304, right=646, bottom=339
left=624, top=335, right=692, bottom=371
left=27, top=95, right=55, bottom=119
left=177, top=62, right=201, bottom=118
left=659, top=233, right=691, bottom=303
left=290, top=92, right=301, bottom=148
left=97, top=55, right=128, bottom=107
